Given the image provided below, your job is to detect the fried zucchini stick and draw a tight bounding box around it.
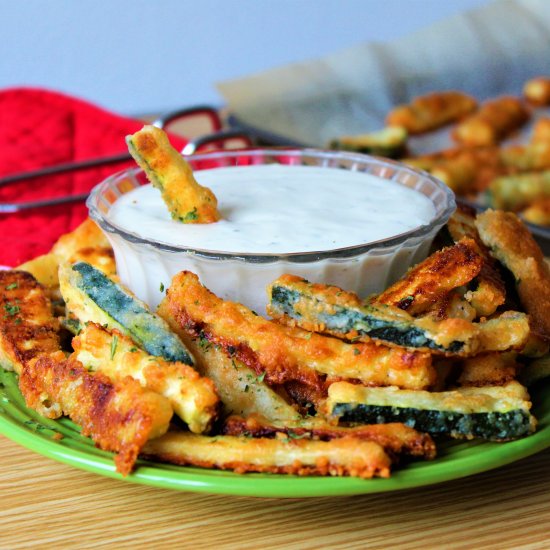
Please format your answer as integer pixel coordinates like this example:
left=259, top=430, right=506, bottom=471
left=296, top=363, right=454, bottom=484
left=72, top=323, right=219, bottom=433
left=142, top=432, right=392, bottom=478
left=267, top=274, right=480, bottom=356
left=19, top=351, right=173, bottom=475
left=386, top=91, right=477, bottom=134
left=223, top=415, right=436, bottom=460
left=0, top=271, right=60, bottom=374
left=476, top=209, right=550, bottom=341
left=453, top=96, right=529, bottom=146
left=456, top=352, right=518, bottom=387
left=488, top=170, right=550, bottom=211
left=523, top=77, right=550, bottom=106
left=158, top=272, right=436, bottom=404
left=374, top=238, right=483, bottom=316
left=127, top=125, right=220, bottom=223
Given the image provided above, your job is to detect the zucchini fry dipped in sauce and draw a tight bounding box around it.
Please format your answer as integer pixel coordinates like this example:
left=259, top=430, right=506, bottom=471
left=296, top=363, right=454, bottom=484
left=0, top=270, right=60, bottom=374
left=59, top=261, right=195, bottom=365
left=158, top=272, right=437, bottom=408
left=142, top=431, right=392, bottom=478
left=72, top=323, right=219, bottom=434
left=126, top=125, right=220, bottom=223
left=19, top=351, right=172, bottom=476
left=327, top=381, right=536, bottom=441
left=386, top=91, right=477, bottom=134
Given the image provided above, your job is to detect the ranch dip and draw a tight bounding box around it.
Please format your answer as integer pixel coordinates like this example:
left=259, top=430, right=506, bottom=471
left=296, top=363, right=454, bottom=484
left=109, top=164, right=435, bottom=254
left=108, top=164, right=435, bottom=254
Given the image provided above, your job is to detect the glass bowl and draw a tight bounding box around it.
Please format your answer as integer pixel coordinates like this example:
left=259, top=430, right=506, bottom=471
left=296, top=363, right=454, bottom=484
left=87, top=148, right=455, bottom=315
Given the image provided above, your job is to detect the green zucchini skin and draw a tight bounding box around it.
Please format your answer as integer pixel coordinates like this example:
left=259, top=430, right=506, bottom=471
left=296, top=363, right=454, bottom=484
left=327, top=381, right=537, bottom=441
left=269, top=284, right=465, bottom=354
left=331, top=403, right=533, bottom=441
left=70, top=262, right=194, bottom=365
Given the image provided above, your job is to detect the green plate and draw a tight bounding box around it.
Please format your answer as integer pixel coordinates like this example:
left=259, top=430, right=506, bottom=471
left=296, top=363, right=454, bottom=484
left=1, top=366, right=549, bottom=498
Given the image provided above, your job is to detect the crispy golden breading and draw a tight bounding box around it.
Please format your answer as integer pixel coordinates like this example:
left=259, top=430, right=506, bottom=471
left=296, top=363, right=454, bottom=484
left=158, top=272, right=437, bottom=404
left=476, top=312, right=530, bottom=353
left=268, top=274, right=481, bottom=356
left=72, top=323, right=219, bottom=434
left=222, top=415, right=436, bottom=460
left=19, top=351, right=172, bottom=476
left=374, top=238, right=483, bottom=316
left=521, top=197, right=550, bottom=226
left=18, top=218, right=114, bottom=291
left=488, top=170, right=550, bottom=211
left=0, top=271, right=60, bottom=374
left=446, top=205, right=507, bottom=316
left=500, top=142, right=550, bottom=172
left=386, top=91, right=477, bottom=134
left=127, top=125, right=220, bottom=224
left=453, top=96, right=529, bottom=146
left=182, top=333, right=304, bottom=424
left=523, top=77, right=550, bottom=106
left=142, top=431, right=391, bottom=478
left=457, top=352, right=518, bottom=387
left=475, top=209, right=550, bottom=341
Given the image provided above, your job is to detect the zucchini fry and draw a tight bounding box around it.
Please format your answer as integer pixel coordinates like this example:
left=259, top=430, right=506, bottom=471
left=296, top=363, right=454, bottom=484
left=327, top=381, right=536, bottom=441
left=500, top=142, right=550, bottom=172
left=158, top=272, right=437, bottom=404
left=59, top=262, right=195, bottom=365
left=487, top=170, right=550, bottom=211
left=457, top=352, right=518, bottom=387
left=475, top=209, right=550, bottom=340
left=142, top=431, right=392, bottom=478
left=267, top=274, right=480, bottom=356
left=19, top=351, right=173, bottom=476
left=0, top=271, right=60, bottom=374
left=182, top=334, right=304, bottom=424
left=521, top=198, right=550, bottom=226
left=476, top=311, right=531, bottom=353
left=453, top=96, right=529, bottom=146
left=523, top=77, right=550, bottom=106
left=127, top=125, right=220, bottom=223
left=329, top=126, right=408, bottom=158
left=72, top=323, right=219, bottom=434
left=445, top=205, right=506, bottom=316
left=374, top=238, right=483, bottom=316
left=386, top=91, right=477, bottom=134
left=223, top=415, right=436, bottom=460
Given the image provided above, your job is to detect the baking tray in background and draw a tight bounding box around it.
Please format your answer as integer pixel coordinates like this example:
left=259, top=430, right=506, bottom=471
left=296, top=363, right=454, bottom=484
left=227, top=111, right=550, bottom=256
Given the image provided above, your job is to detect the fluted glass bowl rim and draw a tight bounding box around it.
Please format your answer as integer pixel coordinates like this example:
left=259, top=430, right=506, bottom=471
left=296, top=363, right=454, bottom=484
left=87, top=148, right=456, bottom=264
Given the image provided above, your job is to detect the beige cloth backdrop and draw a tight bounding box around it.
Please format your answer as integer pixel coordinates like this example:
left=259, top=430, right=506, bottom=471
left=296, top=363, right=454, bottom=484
left=217, top=0, right=550, bottom=147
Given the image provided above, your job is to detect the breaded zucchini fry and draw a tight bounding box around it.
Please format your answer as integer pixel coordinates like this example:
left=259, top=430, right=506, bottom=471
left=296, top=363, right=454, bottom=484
left=521, top=197, right=550, bottom=226
left=267, top=274, right=480, bottom=356
left=374, top=238, right=483, bottom=316
left=127, top=125, right=220, bottom=223
left=453, top=96, right=529, bottom=146
left=530, top=117, right=550, bottom=144
left=0, top=271, right=60, bottom=374
left=523, top=77, right=550, bottom=106
left=488, top=170, right=550, bottom=211
left=142, top=431, right=391, bottom=478
left=457, top=352, right=518, bottom=387
left=329, top=126, right=408, bottom=158
left=182, top=333, right=303, bottom=424
left=19, top=351, right=173, bottom=475
left=72, top=323, right=219, bottom=433
left=158, top=272, right=437, bottom=402
left=386, top=91, right=477, bottom=134
left=500, top=142, right=550, bottom=171
left=476, top=311, right=531, bottom=353
left=223, top=415, right=436, bottom=460
left=475, top=209, right=550, bottom=340
left=327, top=381, right=536, bottom=441
left=59, top=262, right=194, bottom=365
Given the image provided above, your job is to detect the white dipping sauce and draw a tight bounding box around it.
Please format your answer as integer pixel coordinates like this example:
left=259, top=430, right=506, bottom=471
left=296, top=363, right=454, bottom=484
left=109, top=164, right=435, bottom=253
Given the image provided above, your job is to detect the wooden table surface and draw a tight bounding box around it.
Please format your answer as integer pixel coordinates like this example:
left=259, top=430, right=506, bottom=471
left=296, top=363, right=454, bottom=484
left=1, top=432, right=549, bottom=549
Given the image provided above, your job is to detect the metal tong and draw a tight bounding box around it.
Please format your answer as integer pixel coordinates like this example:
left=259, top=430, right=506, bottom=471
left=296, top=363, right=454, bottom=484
left=0, top=105, right=254, bottom=213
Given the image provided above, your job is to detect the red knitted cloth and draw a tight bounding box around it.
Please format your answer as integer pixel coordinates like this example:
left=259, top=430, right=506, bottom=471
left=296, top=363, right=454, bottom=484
left=0, top=88, right=187, bottom=266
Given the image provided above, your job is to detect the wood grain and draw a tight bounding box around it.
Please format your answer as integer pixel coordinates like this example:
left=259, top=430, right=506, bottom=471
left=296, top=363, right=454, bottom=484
left=1, top=434, right=549, bottom=549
